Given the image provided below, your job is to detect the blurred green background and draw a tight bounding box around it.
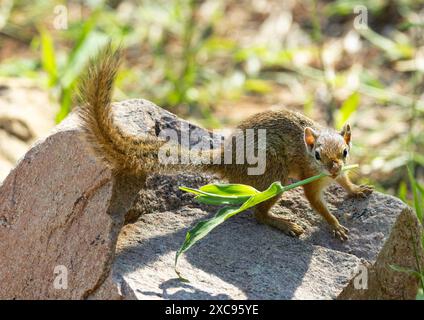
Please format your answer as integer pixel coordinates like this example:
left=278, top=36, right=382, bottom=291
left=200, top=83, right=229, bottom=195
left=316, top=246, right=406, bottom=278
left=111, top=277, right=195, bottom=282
left=0, top=0, right=423, bottom=213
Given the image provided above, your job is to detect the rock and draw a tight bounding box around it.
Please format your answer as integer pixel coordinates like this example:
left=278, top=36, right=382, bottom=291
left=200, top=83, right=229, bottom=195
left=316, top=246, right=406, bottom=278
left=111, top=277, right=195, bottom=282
left=338, top=207, right=423, bottom=299
left=107, top=174, right=423, bottom=300
left=0, top=99, right=215, bottom=299
left=0, top=98, right=422, bottom=299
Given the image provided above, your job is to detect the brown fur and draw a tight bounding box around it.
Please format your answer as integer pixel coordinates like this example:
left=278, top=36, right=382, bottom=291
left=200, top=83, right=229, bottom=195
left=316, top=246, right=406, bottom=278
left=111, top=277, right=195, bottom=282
left=77, top=45, right=373, bottom=240
left=77, top=44, right=217, bottom=176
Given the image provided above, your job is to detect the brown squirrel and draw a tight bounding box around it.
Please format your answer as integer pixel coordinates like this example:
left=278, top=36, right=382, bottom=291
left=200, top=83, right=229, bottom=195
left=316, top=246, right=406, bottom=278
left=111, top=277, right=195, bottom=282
left=78, top=44, right=373, bottom=241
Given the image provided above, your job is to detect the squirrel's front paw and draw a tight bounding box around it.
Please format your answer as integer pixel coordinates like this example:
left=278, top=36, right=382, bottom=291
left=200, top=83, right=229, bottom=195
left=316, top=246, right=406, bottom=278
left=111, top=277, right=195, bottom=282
left=350, top=184, right=374, bottom=198
left=332, top=224, right=349, bottom=241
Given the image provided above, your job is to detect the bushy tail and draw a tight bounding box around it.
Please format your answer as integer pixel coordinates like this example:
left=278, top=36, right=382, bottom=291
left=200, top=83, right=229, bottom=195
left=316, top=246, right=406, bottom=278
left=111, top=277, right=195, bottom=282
left=77, top=44, right=218, bottom=176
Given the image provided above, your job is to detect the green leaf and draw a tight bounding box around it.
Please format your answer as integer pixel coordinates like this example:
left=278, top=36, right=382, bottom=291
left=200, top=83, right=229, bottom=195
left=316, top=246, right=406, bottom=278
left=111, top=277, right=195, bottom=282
left=397, top=181, right=408, bottom=203
left=194, top=195, right=250, bottom=206
left=39, top=27, right=58, bottom=87
left=56, top=87, right=72, bottom=123
left=236, top=182, right=284, bottom=212
left=407, top=166, right=423, bottom=223
left=417, top=288, right=424, bottom=300
left=180, top=185, right=248, bottom=200
left=0, top=58, right=38, bottom=77
left=399, top=22, right=424, bottom=31
left=199, top=183, right=259, bottom=196
left=175, top=207, right=235, bottom=266
left=244, top=79, right=272, bottom=94
left=179, top=185, right=253, bottom=206
left=413, top=153, right=424, bottom=168
left=335, top=92, right=360, bottom=130
left=324, top=0, right=385, bottom=17
left=359, top=28, right=413, bottom=61
left=179, top=186, right=208, bottom=196
left=416, top=182, right=424, bottom=196
left=175, top=164, right=359, bottom=280
left=175, top=181, right=284, bottom=280
left=390, top=264, right=422, bottom=279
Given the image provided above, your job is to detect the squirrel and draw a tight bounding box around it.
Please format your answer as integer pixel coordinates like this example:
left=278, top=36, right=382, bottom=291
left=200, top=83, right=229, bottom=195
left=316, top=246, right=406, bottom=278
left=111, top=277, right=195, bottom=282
left=77, top=44, right=373, bottom=241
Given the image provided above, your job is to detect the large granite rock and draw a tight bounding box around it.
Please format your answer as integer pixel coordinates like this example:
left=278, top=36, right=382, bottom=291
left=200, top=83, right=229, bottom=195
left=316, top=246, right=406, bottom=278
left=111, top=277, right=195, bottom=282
left=0, top=99, right=422, bottom=299
left=101, top=175, right=423, bottom=300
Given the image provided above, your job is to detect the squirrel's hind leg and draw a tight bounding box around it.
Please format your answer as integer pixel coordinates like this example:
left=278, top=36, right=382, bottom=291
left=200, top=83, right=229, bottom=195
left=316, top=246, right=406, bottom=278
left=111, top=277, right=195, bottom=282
left=255, top=207, right=304, bottom=237
left=253, top=172, right=304, bottom=237
left=254, top=199, right=304, bottom=237
left=229, top=161, right=304, bottom=237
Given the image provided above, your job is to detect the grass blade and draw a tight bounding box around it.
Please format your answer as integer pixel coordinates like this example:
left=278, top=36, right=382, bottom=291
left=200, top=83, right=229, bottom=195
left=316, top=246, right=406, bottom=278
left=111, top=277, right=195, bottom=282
left=199, top=183, right=259, bottom=196
left=195, top=195, right=250, bottom=206
left=175, top=182, right=283, bottom=280
left=407, top=165, right=423, bottom=223
left=335, top=92, right=360, bottom=130
left=39, top=27, right=58, bottom=87
left=389, top=264, right=422, bottom=279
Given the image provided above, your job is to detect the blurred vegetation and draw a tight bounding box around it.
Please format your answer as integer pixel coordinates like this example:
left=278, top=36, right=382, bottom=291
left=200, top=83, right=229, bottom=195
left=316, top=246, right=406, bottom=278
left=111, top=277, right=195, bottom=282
left=0, top=0, right=423, bottom=237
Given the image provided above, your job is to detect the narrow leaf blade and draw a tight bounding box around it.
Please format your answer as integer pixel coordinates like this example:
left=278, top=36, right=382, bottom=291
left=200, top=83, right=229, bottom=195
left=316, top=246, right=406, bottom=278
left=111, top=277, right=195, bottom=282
left=199, top=183, right=259, bottom=196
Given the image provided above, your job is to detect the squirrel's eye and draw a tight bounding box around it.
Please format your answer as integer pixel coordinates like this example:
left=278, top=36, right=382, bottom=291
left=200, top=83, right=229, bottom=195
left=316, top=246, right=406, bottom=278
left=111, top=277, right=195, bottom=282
left=315, top=151, right=321, bottom=161
left=343, top=149, right=348, bottom=158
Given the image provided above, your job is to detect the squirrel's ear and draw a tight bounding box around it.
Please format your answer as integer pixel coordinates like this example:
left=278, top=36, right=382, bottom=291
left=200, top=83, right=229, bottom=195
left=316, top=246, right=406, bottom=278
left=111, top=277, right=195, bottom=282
left=304, top=127, right=317, bottom=151
left=340, top=123, right=351, bottom=146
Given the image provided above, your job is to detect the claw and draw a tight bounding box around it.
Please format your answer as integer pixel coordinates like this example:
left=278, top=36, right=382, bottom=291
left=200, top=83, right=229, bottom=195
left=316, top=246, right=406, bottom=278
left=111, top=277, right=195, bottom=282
left=350, top=184, right=374, bottom=198
left=288, top=223, right=304, bottom=237
left=258, top=213, right=305, bottom=237
left=332, top=224, right=349, bottom=241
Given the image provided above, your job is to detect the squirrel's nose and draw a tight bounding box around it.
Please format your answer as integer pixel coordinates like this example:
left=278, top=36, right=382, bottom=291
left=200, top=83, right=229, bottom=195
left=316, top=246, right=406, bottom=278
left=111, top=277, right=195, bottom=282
left=329, top=161, right=341, bottom=175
